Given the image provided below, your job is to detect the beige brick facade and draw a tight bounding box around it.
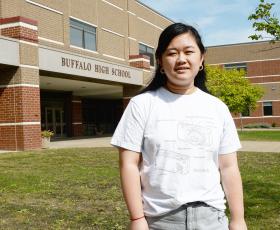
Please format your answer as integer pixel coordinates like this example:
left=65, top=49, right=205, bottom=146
left=0, top=0, right=172, bottom=150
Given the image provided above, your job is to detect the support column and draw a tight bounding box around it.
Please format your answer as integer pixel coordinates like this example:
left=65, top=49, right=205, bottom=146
left=0, top=16, right=41, bottom=151
left=123, top=54, right=151, bottom=108
left=71, top=97, right=83, bottom=136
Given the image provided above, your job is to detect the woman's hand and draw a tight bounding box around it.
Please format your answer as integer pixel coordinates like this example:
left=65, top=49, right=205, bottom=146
left=129, top=218, right=149, bottom=230
left=229, top=219, right=247, bottom=230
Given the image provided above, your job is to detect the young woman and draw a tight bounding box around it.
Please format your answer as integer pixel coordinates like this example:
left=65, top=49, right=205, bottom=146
left=111, top=23, right=247, bottom=230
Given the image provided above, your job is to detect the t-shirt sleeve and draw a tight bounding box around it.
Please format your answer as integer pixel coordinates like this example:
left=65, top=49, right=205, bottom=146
left=218, top=106, right=241, bottom=154
left=110, top=100, right=146, bottom=153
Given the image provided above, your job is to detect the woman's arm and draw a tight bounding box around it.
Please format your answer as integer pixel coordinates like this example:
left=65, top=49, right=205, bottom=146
left=119, top=148, right=149, bottom=230
left=219, top=152, right=247, bottom=230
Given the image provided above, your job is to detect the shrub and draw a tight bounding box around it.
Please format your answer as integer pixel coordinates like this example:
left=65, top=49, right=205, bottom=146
left=41, top=130, right=54, bottom=138
left=244, top=123, right=271, bottom=129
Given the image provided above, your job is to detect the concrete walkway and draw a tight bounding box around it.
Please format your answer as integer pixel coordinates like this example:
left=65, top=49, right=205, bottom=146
left=49, top=138, right=280, bottom=153
left=240, top=141, right=280, bottom=153
left=50, top=136, right=112, bottom=149
left=1, top=137, right=279, bottom=153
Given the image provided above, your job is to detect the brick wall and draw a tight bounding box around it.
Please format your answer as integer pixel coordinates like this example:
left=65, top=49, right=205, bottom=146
left=250, top=102, right=263, bottom=117
left=0, top=86, right=40, bottom=123
left=0, top=16, right=38, bottom=43
left=1, top=26, right=38, bottom=43
left=234, top=117, right=280, bottom=127
left=272, top=101, right=280, bottom=116
left=247, top=60, right=280, bottom=77
left=129, top=54, right=150, bottom=70
left=0, top=16, right=41, bottom=151
left=232, top=101, right=280, bottom=127
left=0, top=86, right=41, bottom=150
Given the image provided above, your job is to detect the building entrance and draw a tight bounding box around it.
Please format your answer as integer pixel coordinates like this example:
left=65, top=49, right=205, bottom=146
left=45, top=107, right=66, bottom=137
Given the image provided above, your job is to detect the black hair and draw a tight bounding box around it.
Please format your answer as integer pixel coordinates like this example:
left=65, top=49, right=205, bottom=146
left=141, top=23, right=209, bottom=93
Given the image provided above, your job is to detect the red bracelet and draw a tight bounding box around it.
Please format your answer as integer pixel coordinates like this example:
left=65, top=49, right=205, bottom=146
left=130, top=215, right=145, bottom=221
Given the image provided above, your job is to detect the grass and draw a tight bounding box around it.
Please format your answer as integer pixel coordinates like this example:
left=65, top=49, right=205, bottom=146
left=238, top=130, right=280, bottom=141
left=0, top=148, right=128, bottom=229
left=238, top=152, right=280, bottom=229
left=0, top=148, right=279, bottom=229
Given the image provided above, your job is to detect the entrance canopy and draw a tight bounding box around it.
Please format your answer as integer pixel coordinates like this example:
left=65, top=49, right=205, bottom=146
left=40, top=75, right=123, bottom=99
left=0, top=37, right=19, bottom=67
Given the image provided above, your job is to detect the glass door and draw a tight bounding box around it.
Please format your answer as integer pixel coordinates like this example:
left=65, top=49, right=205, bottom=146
left=45, top=107, right=66, bottom=137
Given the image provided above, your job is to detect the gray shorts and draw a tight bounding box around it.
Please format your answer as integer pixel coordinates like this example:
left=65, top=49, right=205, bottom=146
left=145, top=202, right=229, bottom=230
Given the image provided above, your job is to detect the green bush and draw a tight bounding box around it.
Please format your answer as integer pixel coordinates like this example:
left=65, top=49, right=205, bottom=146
left=244, top=123, right=271, bottom=129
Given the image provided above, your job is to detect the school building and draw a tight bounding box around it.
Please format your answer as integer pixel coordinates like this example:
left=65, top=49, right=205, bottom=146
left=0, top=0, right=279, bottom=151
left=206, top=41, right=280, bottom=127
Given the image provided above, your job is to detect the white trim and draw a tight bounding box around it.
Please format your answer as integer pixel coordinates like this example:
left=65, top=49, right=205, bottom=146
left=246, top=74, right=280, bottom=78
left=135, top=1, right=173, bottom=22
left=39, top=37, right=64, bottom=45
left=233, top=116, right=280, bottom=119
left=101, top=27, right=124, bottom=38
left=0, top=22, right=37, bottom=30
left=70, top=16, right=97, bottom=28
left=137, top=16, right=163, bottom=31
left=209, top=58, right=280, bottom=66
left=128, top=58, right=150, bottom=62
left=101, top=0, right=124, bottom=11
left=258, top=100, right=280, bottom=102
left=255, top=82, right=280, bottom=85
left=0, top=84, right=39, bottom=89
left=0, top=121, right=40, bottom=126
left=139, top=41, right=154, bottom=49
left=70, top=45, right=99, bottom=54
left=72, top=122, right=83, bottom=125
left=102, top=54, right=125, bottom=61
left=143, top=69, right=151, bottom=73
left=128, top=36, right=137, bottom=41
left=19, top=40, right=39, bottom=46
left=19, top=64, right=39, bottom=69
left=127, top=11, right=136, bottom=16
left=25, top=0, right=63, bottom=15
left=72, top=100, right=82, bottom=103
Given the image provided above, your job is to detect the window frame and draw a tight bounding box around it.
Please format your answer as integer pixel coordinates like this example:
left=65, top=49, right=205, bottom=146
left=263, top=101, right=273, bottom=116
left=70, top=18, right=97, bottom=51
left=224, top=63, right=247, bottom=73
left=139, top=43, right=155, bottom=66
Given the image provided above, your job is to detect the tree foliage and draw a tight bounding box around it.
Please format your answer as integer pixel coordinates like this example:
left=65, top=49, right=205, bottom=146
left=206, top=66, right=264, bottom=115
left=248, top=0, right=280, bottom=42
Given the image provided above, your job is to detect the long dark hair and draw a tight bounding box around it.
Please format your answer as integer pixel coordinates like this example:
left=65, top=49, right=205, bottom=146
left=141, top=23, right=209, bottom=93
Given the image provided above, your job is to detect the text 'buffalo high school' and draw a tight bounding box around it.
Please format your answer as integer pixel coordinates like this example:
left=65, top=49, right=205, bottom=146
left=0, top=0, right=279, bottom=151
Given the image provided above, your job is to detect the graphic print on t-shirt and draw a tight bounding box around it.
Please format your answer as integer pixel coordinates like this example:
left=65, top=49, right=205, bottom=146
left=154, top=116, right=217, bottom=175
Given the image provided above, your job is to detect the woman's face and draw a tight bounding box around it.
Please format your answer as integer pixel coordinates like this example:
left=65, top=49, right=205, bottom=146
left=160, top=32, right=204, bottom=88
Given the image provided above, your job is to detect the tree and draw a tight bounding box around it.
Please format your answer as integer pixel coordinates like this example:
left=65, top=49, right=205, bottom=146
left=248, top=0, right=280, bottom=42
left=206, top=66, right=264, bottom=128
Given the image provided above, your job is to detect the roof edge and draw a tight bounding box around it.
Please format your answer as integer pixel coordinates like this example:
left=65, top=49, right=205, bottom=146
left=136, top=1, right=174, bottom=23
left=206, top=40, right=280, bottom=48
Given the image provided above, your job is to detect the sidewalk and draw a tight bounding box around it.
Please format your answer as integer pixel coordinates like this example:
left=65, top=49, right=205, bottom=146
left=49, top=138, right=280, bottom=153
left=1, top=137, right=279, bottom=153
left=50, top=136, right=112, bottom=149
left=240, top=141, right=280, bottom=153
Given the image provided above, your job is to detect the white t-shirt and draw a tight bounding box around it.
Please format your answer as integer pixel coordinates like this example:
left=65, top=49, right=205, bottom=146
left=111, top=87, right=241, bottom=217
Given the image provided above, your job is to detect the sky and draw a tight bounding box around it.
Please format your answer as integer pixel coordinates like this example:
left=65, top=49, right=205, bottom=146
left=139, top=0, right=280, bottom=47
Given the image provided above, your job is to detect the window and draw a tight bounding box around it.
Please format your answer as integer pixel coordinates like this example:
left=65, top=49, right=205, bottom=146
left=263, top=102, right=273, bottom=116
left=224, top=63, right=247, bottom=73
left=70, top=18, right=96, bottom=51
left=139, top=43, right=155, bottom=66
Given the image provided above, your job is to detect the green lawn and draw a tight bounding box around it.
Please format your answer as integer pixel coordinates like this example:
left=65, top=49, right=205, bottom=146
left=0, top=148, right=279, bottom=229
left=238, top=130, right=280, bottom=141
